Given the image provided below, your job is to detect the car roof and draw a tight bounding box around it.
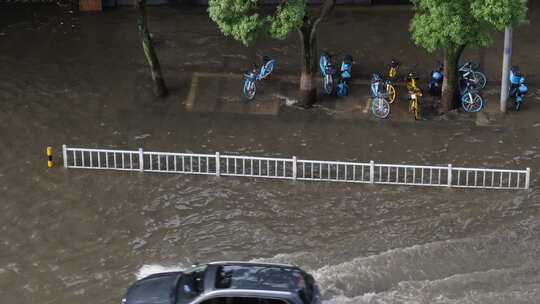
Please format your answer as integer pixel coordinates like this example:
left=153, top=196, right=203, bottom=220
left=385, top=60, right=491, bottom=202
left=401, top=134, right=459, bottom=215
left=207, top=261, right=297, bottom=269
left=191, top=289, right=302, bottom=304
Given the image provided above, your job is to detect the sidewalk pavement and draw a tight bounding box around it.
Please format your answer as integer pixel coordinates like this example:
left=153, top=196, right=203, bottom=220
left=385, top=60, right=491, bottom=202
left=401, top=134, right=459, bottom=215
left=182, top=71, right=540, bottom=127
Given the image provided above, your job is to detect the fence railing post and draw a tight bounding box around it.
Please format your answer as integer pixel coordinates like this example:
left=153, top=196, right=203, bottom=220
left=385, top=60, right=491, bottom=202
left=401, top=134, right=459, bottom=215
left=447, top=164, right=452, bottom=187
left=139, top=148, right=144, bottom=172
left=292, top=156, right=297, bottom=180
left=62, top=144, right=68, bottom=168
left=216, top=152, right=221, bottom=176
left=525, top=167, right=530, bottom=189
left=369, top=160, right=375, bottom=184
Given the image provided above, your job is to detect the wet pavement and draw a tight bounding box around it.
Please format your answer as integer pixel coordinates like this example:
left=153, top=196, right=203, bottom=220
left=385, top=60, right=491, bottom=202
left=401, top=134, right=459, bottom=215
left=1, top=3, right=540, bottom=304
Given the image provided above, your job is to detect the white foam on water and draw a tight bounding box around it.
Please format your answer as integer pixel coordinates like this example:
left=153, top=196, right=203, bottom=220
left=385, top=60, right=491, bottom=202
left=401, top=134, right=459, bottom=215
left=136, top=264, right=187, bottom=280
left=252, top=217, right=540, bottom=303
left=272, top=93, right=298, bottom=106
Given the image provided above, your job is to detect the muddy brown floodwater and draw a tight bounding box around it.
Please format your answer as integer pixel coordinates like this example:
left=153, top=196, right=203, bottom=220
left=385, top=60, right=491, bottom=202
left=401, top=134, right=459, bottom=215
left=1, top=3, right=540, bottom=304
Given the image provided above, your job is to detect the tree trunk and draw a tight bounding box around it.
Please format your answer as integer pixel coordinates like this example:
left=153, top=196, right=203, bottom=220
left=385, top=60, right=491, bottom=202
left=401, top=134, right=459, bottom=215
left=137, top=0, right=168, bottom=98
left=296, top=0, right=336, bottom=108
left=298, top=19, right=318, bottom=108
left=440, top=45, right=465, bottom=112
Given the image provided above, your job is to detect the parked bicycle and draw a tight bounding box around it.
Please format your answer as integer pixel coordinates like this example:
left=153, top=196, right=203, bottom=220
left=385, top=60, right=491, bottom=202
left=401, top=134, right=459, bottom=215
left=509, top=66, right=528, bottom=111
left=319, top=52, right=335, bottom=95
left=428, top=61, right=444, bottom=97
left=336, top=55, right=354, bottom=97
left=370, top=73, right=391, bottom=119
left=460, top=75, right=484, bottom=112
left=384, top=59, right=399, bottom=103
left=406, top=71, right=422, bottom=120
left=388, top=59, right=399, bottom=80
left=242, top=55, right=276, bottom=100
left=459, top=62, right=486, bottom=92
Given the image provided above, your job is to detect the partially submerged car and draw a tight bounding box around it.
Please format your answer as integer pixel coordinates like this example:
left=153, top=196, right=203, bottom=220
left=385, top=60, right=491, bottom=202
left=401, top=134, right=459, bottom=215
left=122, top=261, right=321, bottom=304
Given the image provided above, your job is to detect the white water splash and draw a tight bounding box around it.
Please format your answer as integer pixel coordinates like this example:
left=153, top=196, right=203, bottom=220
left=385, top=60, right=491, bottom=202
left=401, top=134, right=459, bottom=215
left=273, top=93, right=298, bottom=106
left=136, top=264, right=187, bottom=280
left=251, top=217, right=540, bottom=304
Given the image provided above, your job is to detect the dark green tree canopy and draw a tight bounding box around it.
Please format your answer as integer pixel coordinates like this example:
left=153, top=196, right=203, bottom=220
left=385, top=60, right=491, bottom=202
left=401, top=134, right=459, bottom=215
left=208, top=0, right=306, bottom=46
left=410, top=0, right=528, bottom=52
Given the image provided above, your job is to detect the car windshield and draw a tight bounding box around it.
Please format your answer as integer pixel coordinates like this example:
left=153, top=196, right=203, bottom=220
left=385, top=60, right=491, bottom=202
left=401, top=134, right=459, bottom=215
left=214, top=265, right=314, bottom=304
left=176, top=265, right=207, bottom=304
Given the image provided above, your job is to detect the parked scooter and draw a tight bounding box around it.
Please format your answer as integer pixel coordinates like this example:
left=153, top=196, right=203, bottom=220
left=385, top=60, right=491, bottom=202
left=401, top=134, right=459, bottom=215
left=336, top=55, right=353, bottom=97
left=509, top=66, right=528, bottom=111
left=428, top=61, right=444, bottom=97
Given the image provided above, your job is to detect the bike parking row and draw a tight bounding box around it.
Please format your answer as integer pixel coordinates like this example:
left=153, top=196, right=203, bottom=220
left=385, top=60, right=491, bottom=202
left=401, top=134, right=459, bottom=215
left=240, top=53, right=528, bottom=119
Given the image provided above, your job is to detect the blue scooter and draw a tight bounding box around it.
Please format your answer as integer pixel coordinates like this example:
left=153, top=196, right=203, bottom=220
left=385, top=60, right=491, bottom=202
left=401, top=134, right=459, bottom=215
left=242, top=55, right=276, bottom=100
left=428, top=61, right=444, bottom=97
left=336, top=55, right=353, bottom=97
left=509, top=66, right=528, bottom=111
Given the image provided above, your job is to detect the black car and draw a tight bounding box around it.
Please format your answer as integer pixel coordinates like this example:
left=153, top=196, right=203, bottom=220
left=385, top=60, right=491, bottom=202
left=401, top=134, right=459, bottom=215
left=122, top=261, right=321, bottom=304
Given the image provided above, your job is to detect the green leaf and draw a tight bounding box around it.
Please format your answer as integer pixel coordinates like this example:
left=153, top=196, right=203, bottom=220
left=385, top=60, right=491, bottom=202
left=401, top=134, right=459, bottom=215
left=208, top=0, right=264, bottom=46
left=267, top=0, right=306, bottom=40
left=208, top=0, right=307, bottom=46
left=471, top=0, right=528, bottom=31
left=410, top=0, right=527, bottom=52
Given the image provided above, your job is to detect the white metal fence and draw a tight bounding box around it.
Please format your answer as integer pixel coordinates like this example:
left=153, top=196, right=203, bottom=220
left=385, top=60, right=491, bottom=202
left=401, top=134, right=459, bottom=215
left=62, top=145, right=531, bottom=190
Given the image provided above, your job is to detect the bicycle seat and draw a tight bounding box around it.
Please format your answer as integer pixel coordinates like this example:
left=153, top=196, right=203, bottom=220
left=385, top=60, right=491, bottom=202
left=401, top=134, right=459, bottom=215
left=389, top=59, right=400, bottom=67
left=244, top=69, right=257, bottom=77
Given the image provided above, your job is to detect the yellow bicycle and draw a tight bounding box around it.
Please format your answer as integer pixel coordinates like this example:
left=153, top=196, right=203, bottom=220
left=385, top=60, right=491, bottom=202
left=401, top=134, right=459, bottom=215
left=406, top=71, right=422, bottom=120
left=385, top=60, right=399, bottom=104
left=388, top=59, right=399, bottom=79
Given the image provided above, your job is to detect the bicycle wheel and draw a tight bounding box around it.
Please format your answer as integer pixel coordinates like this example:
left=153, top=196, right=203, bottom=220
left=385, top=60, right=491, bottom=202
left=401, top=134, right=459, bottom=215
left=515, top=96, right=522, bottom=111
left=243, top=80, right=256, bottom=100
left=408, top=94, right=416, bottom=113
left=323, top=75, right=333, bottom=95
left=371, top=97, right=390, bottom=119
left=413, top=98, right=421, bottom=120
left=336, top=83, right=348, bottom=97
left=474, top=71, right=487, bottom=89
left=386, top=84, right=396, bottom=104
left=461, top=93, right=483, bottom=112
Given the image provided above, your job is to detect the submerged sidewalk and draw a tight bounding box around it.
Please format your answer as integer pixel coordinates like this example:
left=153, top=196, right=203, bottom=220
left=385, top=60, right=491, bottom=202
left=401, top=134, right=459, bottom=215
left=181, top=70, right=540, bottom=127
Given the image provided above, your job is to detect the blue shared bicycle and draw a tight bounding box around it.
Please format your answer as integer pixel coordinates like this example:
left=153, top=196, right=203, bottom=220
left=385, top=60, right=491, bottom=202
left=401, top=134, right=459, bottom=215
left=319, top=52, right=335, bottom=95
left=320, top=53, right=353, bottom=97
left=370, top=73, right=391, bottom=119
left=242, top=55, right=276, bottom=100
left=336, top=55, right=353, bottom=97
left=461, top=75, right=484, bottom=112
left=458, top=62, right=486, bottom=93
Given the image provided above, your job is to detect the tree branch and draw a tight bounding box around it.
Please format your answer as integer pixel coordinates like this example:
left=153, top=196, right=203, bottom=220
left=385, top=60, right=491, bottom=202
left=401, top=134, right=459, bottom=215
left=310, top=0, right=336, bottom=42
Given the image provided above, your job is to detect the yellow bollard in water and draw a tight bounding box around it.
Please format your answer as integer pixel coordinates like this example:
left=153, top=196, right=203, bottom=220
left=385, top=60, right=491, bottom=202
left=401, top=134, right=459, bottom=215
left=47, top=146, right=53, bottom=168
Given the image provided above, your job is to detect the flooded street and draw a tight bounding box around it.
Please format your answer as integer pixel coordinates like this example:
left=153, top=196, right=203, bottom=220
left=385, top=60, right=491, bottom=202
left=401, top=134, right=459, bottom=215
left=1, top=3, right=540, bottom=304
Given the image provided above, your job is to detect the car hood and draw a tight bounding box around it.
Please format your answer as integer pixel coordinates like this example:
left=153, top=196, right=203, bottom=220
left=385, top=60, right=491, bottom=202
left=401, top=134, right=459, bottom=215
left=125, top=273, right=180, bottom=304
